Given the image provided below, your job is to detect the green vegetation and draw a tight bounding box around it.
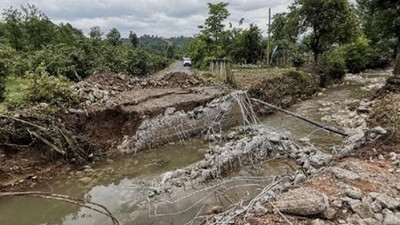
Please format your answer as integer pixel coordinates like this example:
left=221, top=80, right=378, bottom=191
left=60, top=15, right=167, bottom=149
left=0, top=5, right=173, bottom=107
left=188, top=1, right=398, bottom=84
left=188, top=3, right=265, bottom=69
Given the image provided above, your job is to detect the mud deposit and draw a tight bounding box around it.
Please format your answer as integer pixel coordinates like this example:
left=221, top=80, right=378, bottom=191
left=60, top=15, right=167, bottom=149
left=0, top=70, right=392, bottom=225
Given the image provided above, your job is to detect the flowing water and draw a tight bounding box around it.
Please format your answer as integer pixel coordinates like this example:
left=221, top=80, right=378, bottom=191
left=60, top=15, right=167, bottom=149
left=0, top=71, right=391, bottom=225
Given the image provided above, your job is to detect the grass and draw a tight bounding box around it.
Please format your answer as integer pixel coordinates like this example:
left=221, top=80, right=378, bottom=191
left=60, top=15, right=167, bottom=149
left=0, top=76, right=31, bottom=111
left=233, top=67, right=300, bottom=89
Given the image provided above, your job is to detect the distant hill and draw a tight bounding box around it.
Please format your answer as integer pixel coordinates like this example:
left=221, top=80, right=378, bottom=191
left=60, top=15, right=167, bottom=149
left=122, top=35, right=193, bottom=48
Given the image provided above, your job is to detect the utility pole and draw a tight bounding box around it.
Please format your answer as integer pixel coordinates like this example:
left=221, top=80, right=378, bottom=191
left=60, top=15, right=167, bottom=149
left=266, top=8, right=271, bottom=67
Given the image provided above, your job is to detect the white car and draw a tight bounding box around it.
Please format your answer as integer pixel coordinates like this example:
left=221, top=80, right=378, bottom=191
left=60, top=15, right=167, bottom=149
left=183, top=57, right=192, bottom=67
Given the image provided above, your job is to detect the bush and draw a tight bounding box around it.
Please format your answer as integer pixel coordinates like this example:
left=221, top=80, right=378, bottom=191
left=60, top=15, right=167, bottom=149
left=343, top=36, right=372, bottom=74
left=367, top=50, right=391, bottom=69
left=319, top=49, right=346, bottom=86
left=29, top=43, right=92, bottom=81
left=26, top=67, right=77, bottom=106
left=5, top=66, right=77, bottom=109
left=126, top=49, right=152, bottom=76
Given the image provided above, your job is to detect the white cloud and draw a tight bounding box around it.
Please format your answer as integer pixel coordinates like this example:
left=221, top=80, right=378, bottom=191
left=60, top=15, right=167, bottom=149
left=0, top=0, right=293, bottom=37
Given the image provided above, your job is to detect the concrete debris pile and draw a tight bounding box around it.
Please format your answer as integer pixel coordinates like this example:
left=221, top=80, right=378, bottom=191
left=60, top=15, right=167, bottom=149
left=74, top=72, right=205, bottom=107
left=153, top=126, right=331, bottom=195
left=118, top=93, right=239, bottom=153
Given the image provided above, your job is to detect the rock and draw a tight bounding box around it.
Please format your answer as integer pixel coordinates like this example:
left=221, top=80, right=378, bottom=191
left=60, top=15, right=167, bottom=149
left=294, top=173, right=307, bottom=184
left=372, top=193, right=400, bottom=210
left=164, top=107, right=176, bottom=116
left=379, top=154, right=386, bottom=161
left=332, top=199, right=343, bottom=208
left=338, top=219, right=347, bottom=224
left=350, top=201, right=375, bottom=219
left=310, top=153, right=332, bottom=167
left=383, top=211, right=400, bottom=225
left=320, top=207, right=337, bottom=220
left=346, top=187, right=363, bottom=200
left=375, top=213, right=384, bottom=222
left=390, top=152, right=398, bottom=161
left=347, top=214, right=362, bottom=224
left=331, top=167, right=361, bottom=180
left=311, top=219, right=328, bottom=225
left=372, top=126, right=387, bottom=135
left=190, top=170, right=199, bottom=179
left=358, top=106, right=370, bottom=114
left=79, top=177, right=92, bottom=184
left=148, top=191, right=155, bottom=198
left=363, top=218, right=380, bottom=225
left=207, top=205, right=224, bottom=215
left=254, top=201, right=268, bottom=215
left=371, top=200, right=383, bottom=213
left=275, top=188, right=329, bottom=216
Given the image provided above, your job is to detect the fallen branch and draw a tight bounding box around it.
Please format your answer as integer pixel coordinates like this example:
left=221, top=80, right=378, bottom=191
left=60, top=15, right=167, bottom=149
left=28, top=130, right=66, bottom=155
left=250, top=98, right=349, bottom=137
left=0, top=191, right=119, bottom=225
left=0, top=115, right=47, bottom=131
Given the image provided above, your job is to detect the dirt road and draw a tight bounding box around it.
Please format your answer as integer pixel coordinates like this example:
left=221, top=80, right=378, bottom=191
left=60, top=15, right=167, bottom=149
left=153, top=60, right=193, bottom=78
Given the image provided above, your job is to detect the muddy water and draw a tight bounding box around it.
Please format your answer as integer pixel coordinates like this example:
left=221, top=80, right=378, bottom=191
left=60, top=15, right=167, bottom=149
left=0, top=71, right=390, bottom=225
left=261, top=71, right=390, bottom=151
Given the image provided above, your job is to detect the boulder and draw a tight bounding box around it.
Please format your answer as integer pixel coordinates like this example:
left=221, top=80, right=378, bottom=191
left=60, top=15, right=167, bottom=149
left=274, top=188, right=329, bottom=216
left=331, top=167, right=361, bottom=180
left=350, top=201, right=375, bottom=219
left=346, top=187, right=363, bottom=200
left=373, top=193, right=400, bottom=210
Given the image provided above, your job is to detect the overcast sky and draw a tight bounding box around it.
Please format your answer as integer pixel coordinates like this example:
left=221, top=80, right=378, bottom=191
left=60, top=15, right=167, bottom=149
left=0, top=0, right=293, bottom=38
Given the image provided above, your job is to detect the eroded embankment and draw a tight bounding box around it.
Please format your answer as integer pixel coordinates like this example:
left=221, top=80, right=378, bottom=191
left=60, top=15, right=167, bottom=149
left=0, top=72, right=229, bottom=191
left=0, top=69, right=320, bottom=193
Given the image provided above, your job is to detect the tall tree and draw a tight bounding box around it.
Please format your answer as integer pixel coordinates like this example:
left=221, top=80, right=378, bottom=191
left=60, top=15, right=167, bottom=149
left=357, top=0, right=400, bottom=74
left=295, top=0, right=358, bottom=62
left=21, top=4, right=55, bottom=51
left=166, top=44, right=175, bottom=59
left=1, top=7, right=24, bottom=51
left=270, top=10, right=300, bottom=43
left=89, top=26, right=102, bottom=41
left=204, top=2, right=230, bottom=42
left=232, top=24, right=262, bottom=64
left=129, top=31, right=138, bottom=48
left=106, top=28, right=121, bottom=46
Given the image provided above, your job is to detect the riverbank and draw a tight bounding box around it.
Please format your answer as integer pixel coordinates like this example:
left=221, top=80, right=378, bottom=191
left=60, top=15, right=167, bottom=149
left=226, top=70, right=400, bottom=225
left=0, top=68, right=319, bottom=193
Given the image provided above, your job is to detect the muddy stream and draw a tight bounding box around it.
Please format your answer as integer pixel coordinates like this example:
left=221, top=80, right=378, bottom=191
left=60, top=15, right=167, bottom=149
left=0, top=71, right=390, bottom=225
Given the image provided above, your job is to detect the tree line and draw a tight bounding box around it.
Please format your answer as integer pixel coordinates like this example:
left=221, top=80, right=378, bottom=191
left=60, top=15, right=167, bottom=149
left=188, top=0, right=399, bottom=84
left=0, top=5, right=189, bottom=102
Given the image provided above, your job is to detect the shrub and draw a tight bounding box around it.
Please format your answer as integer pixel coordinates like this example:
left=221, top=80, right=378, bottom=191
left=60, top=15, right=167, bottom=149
left=5, top=65, right=77, bottom=109
left=29, top=43, right=91, bottom=81
left=343, top=36, right=372, bottom=74
left=319, top=49, right=346, bottom=86
left=26, top=66, right=77, bottom=107
left=367, top=50, right=391, bottom=69
left=127, top=49, right=152, bottom=76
